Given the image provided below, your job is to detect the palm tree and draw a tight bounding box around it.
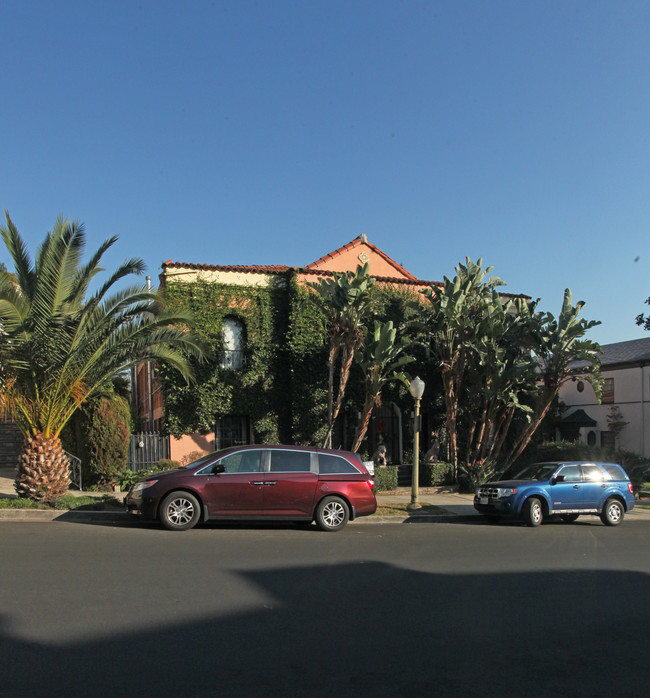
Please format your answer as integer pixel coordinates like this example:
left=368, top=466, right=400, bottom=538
left=351, top=320, right=412, bottom=453
left=0, top=212, right=202, bottom=502
left=309, top=263, right=375, bottom=447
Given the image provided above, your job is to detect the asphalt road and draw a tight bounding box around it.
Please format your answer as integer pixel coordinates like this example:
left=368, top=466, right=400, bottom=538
left=1, top=518, right=649, bottom=697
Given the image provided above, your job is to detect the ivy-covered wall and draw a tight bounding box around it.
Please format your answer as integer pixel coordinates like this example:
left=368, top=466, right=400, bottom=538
left=159, top=271, right=434, bottom=454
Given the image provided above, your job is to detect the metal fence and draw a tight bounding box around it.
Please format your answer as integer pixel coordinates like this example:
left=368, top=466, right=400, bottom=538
left=127, top=433, right=170, bottom=472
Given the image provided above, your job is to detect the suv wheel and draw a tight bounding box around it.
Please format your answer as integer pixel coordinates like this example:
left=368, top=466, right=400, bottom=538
left=160, top=491, right=201, bottom=531
left=522, top=497, right=543, bottom=527
left=600, top=498, right=624, bottom=526
left=315, top=496, right=349, bottom=532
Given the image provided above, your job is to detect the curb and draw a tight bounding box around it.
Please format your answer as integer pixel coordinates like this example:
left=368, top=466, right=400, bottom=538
left=0, top=508, right=477, bottom=525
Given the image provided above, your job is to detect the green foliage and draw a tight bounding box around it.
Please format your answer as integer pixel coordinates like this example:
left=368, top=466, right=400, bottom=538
left=157, top=459, right=180, bottom=470
left=0, top=211, right=202, bottom=440
left=420, top=461, right=454, bottom=487
left=373, top=465, right=398, bottom=491
left=160, top=276, right=291, bottom=443
left=62, top=394, right=131, bottom=486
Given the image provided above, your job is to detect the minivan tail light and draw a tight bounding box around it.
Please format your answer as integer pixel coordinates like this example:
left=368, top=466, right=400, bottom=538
left=368, top=478, right=375, bottom=491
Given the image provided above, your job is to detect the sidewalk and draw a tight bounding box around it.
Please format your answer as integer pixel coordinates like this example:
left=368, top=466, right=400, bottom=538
left=1, top=466, right=649, bottom=523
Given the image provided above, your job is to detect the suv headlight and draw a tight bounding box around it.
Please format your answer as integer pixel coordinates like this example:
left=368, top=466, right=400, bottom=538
left=499, top=488, right=517, bottom=498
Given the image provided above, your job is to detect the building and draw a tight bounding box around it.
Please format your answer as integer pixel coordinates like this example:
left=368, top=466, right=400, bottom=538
left=557, top=337, right=650, bottom=458
left=134, top=235, right=439, bottom=464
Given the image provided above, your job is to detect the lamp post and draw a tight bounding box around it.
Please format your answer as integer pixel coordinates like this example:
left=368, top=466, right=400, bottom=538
left=407, top=376, right=425, bottom=511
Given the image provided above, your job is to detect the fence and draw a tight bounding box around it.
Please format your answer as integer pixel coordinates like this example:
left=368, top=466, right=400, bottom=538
left=127, top=433, right=170, bottom=472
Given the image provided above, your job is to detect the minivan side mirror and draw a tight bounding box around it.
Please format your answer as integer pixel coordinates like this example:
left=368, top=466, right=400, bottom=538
left=211, top=463, right=226, bottom=475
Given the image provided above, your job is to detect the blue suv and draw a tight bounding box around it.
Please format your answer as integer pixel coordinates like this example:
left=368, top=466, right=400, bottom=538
left=474, top=461, right=635, bottom=527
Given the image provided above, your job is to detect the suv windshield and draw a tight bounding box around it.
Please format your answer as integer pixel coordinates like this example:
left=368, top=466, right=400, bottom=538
left=513, top=463, right=559, bottom=481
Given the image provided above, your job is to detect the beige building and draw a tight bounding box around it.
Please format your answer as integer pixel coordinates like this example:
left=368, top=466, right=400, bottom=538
left=557, top=338, right=650, bottom=458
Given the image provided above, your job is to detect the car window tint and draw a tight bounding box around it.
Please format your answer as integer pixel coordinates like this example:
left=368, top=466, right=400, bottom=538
left=602, top=464, right=625, bottom=480
left=582, top=465, right=605, bottom=481
left=218, top=450, right=262, bottom=474
left=557, top=465, right=581, bottom=482
left=269, top=450, right=311, bottom=472
left=319, top=453, right=359, bottom=474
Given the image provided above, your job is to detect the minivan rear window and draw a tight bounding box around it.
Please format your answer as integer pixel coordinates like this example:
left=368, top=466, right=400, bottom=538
left=319, top=453, right=360, bottom=474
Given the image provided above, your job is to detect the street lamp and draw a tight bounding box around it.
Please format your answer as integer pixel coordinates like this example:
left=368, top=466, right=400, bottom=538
left=407, top=376, right=425, bottom=511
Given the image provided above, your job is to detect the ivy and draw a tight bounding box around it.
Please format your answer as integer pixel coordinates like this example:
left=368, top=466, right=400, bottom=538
left=159, top=272, right=434, bottom=451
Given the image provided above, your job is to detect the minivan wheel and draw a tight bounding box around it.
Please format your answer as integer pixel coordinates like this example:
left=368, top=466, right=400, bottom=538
left=600, top=498, right=624, bottom=526
left=315, top=496, right=349, bottom=532
left=522, top=497, right=543, bottom=527
left=159, top=491, right=201, bottom=531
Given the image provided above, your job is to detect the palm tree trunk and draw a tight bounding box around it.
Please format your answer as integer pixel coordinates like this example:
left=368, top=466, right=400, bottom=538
left=15, top=432, right=70, bottom=503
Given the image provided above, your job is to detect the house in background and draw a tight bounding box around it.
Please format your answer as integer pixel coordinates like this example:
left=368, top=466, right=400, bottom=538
left=133, top=235, right=440, bottom=465
left=557, top=337, right=650, bottom=458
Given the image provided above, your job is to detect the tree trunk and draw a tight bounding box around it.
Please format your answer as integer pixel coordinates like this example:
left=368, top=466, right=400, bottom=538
left=14, top=432, right=70, bottom=503
left=352, top=395, right=376, bottom=453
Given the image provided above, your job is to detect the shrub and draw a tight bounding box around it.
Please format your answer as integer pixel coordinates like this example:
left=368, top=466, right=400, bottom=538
left=157, top=459, right=180, bottom=470
left=62, top=394, right=131, bottom=486
left=373, top=465, right=398, bottom=491
left=420, top=461, right=453, bottom=487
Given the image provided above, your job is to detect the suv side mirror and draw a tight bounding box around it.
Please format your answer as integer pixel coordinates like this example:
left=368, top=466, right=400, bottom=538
left=552, top=475, right=565, bottom=485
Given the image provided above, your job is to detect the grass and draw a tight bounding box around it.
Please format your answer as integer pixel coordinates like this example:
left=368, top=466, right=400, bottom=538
left=373, top=502, right=450, bottom=517
left=0, top=494, right=122, bottom=510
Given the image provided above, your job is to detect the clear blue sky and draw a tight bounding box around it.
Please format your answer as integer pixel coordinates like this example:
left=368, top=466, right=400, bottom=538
left=2, top=0, right=649, bottom=345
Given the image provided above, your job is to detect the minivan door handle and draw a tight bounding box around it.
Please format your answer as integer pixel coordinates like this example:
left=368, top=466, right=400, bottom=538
left=250, top=481, right=264, bottom=486
left=264, top=481, right=278, bottom=486
left=573, top=485, right=580, bottom=489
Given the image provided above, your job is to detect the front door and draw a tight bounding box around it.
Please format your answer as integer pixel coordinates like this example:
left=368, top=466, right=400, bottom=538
left=550, top=464, right=585, bottom=511
left=203, top=449, right=265, bottom=516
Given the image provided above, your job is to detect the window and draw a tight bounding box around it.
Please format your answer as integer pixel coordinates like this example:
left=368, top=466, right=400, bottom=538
left=269, top=450, right=312, bottom=472
left=602, top=377, right=615, bottom=404
left=601, top=431, right=615, bottom=449
left=220, top=317, right=246, bottom=370
left=215, top=416, right=249, bottom=449
left=556, top=465, right=581, bottom=482
left=318, top=453, right=360, bottom=474
left=581, top=465, right=604, bottom=482
left=218, top=450, right=262, bottom=474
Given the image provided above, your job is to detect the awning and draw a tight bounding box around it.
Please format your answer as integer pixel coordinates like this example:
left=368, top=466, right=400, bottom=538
left=557, top=409, right=597, bottom=427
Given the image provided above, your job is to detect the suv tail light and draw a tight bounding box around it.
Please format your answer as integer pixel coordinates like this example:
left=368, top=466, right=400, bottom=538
left=628, top=483, right=634, bottom=494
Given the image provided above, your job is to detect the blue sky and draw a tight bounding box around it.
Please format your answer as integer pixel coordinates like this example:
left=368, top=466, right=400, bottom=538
left=1, top=0, right=649, bottom=345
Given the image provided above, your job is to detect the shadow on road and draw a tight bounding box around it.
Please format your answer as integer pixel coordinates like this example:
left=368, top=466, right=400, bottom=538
left=1, top=561, right=648, bottom=697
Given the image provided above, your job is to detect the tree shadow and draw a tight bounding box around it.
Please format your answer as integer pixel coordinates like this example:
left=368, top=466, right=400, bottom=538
left=1, top=562, right=648, bottom=697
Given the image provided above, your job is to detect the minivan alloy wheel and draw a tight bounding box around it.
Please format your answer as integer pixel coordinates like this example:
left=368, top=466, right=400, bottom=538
left=315, top=496, right=350, bottom=532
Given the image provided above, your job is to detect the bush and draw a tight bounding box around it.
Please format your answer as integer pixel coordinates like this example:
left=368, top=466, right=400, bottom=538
left=373, top=466, right=398, bottom=491
left=157, top=459, right=180, bottom=470
left=62, top=394, right=131, bottom=487
left=420, top=461, right=453, bottom=487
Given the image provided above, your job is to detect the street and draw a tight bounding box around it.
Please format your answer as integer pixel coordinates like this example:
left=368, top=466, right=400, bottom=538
left=1, top=518, right=649, bottom=697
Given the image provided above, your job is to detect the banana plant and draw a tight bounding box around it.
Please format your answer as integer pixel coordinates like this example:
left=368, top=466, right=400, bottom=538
left=308, top=263, right=375, bottom=447
left=351, top=320, right=413, bottom=453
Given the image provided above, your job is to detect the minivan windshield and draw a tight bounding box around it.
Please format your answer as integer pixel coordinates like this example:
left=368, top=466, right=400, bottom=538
left=512, top=463, right=559, bottom=481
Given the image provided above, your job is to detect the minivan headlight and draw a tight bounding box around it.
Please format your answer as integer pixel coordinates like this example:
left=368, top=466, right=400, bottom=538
left=131, top=479, right=158, bottom=495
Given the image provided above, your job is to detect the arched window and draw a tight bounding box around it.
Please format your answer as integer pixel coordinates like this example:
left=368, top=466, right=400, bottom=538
left=220, top=317, right=246, bottom=370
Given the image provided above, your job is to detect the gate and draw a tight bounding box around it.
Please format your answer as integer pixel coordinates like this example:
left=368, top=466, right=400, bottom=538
left=127, top=433, right=170, bottom=472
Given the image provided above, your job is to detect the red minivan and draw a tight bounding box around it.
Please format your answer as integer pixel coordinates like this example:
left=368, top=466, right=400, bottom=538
left=125, top=445, right=377, bottom=531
